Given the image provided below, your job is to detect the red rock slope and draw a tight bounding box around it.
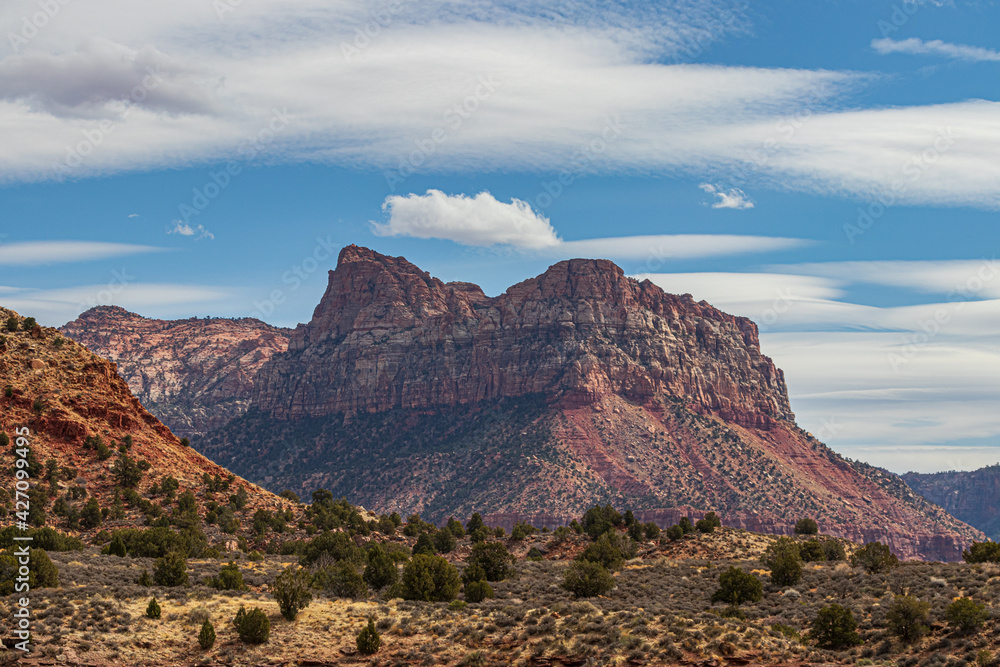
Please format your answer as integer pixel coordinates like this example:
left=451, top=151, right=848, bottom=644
left=60, top=306, right=290, bottom=441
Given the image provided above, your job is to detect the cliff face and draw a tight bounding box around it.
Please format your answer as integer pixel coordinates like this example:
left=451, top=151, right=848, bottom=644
left=903, top=466, right=1000, bottom=542
left=60, top=306, right=290, bottom=441
left=254, top=245, right=792, bottom=428
left=201, top=246, right=983, bottom=562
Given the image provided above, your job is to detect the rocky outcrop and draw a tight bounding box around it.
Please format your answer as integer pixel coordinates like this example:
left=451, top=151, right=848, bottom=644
left=201, top=246, right=983, bottom=562
left=903, top=465, right=1000, bottom=542
left=254, top=245, right=793, bottom=429
left=61, top=306, right=290, bottom=441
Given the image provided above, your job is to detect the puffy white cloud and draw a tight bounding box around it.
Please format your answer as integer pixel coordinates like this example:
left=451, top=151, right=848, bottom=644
left=0, top=241, right=163, bottom=266
left=374, top=190, right=560, bottom=249
left=168, top=220, right=215, bottom=240
left=699, top=183, right=754, bottom=209
left=872, top=37, right=1000, bottom=62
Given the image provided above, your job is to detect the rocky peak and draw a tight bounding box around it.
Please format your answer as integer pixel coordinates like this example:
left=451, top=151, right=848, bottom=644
left=255, top=246, right=794, bottom=427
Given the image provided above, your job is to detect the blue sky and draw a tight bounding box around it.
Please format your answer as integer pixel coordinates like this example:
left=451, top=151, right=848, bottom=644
left=0, top=0, right=998, bottom=473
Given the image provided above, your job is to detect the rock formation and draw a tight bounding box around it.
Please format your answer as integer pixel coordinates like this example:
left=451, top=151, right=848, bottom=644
left=903, top=465, right=1000, bottom=542
left=61, top=306, right=290, bottom=441
left=200, top=246, right=982, bottom=561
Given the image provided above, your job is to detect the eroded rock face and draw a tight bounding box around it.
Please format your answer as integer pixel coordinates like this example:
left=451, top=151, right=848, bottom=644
left=254, top=245, right=793, bottom=428
left=903, top=466, right=1000, bottom=542
left=60, top=306, right=290, bottom=441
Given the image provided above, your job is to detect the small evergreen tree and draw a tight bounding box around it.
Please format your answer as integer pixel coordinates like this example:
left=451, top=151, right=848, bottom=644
left=711, top=567, right=762, bottom=607
left=643, top=522, right=660, bottom=540
left=678, top=516, right=694, bottom=534
left=146, top=597, right=161, bottom=619
left=665, top=525, right=684, bottom=541
left=886, top=595, right=931, bottom=642
left=233, top=605, right=270, bottom=644
left=413, top=532, right=436, bottom=556
left=433, top=528, right=457, bottom=553
left=811, top=604, right=862, bottom=649
left=466, top=513, right=485, bottom=535
left=962, top=541, right=1000, bottom=564
left=108, top=534, right=127, bottom=557
left=80, top=497, right=102, bottom=529
left=356, top=617, right=381, bottom=655
left=153, top=551, right=189, bottom=587
left=272, top=566, right=313, bottom=620
left=363, top=544, right=398, bottom=590
left=400, top=554, right=461, bottom=602
left=851, top=542, right=899, bottom=573
left=137, top=569, right=152, bottom=586
left=795, top=518, right=819, bottom=535
left=467, top=542, right=516, bottom=581
left=198, top=618, right=215, bottom=650
left=210, top=561, right=245, bottom=591
left=464, top=579, right=494, bottom=603
left=562, top=560, right=615, bottom=598
left=945, top=597, right=988, bottom=634
left=799, top=540, right=826, bottom=563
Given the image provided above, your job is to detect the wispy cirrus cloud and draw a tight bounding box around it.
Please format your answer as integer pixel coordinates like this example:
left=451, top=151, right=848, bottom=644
left=0, top=240, right=164, bottom=266
left=872, top=37, right=1000, bottom=62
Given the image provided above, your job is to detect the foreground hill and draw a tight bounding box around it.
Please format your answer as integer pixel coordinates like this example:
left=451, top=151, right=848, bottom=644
left=200, top=246, right=981, bottom=561
left=60, top=306, right=291, bottom=441
left=903, top=465, right=1000, bottom=542
left=0, top=307, right=287, bottom=544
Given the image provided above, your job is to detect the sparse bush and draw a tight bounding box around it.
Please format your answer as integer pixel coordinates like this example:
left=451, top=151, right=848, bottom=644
left=511, top=521, right=537, bottom=541
left=153, top=551, right=188, bottom=587
left=945, top=597, right=988, bottom=634
left=886, top=595, right=931, bottom=642
left=562, top=560, right=615, bottom=598
left=464, top=580, right=495, bottom=603
left=851, top=542, right=899, bottom=573
left=467, top=542, right=516, bottom=581
left=823, top=540, right=847, bottom=561
left=400, top=554, right=461, bottom=602
left=577, top=531, right=635, bottom=572
left=233, top=605, right=269, bottom=644
left=582, top=504, right=623, bottom=539
left=137, top=569, right=152, bottom=586
left=811, top=604, right=862, bottom=649
left=272, top=566, right=313, bottom=620
left=711, top=567, right=762, bottom=607
left=198, top=618, right=215, bottom=650
left=357, top=617, right=381, bottom=655
left=146, top=598, right=161, bottom=619
left=313, top=561, right=367, bottom=599
left=762, top=537, right=802, bottom=586
left=643, top=522, right=660, bottom=540
left=526, top=546, right=544, bottom=561
left=799, top=540, right=826, bottom=563
left=794, top=518, right=819, bottom=535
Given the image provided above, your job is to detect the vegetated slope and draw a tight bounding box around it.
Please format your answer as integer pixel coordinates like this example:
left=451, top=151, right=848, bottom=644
left=60, top=306, right=291, bottom=441
left=0, top=307, right=287, bottom=542
left=903, top=464, right=1000, bottom=542
left=202, top=246, right=983, bottom=561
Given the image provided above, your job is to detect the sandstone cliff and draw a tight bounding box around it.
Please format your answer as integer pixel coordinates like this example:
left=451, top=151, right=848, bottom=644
left=201, top=246, right=982, bottom=561
left=61, top=306, right=290, bottom=441
left=903, top=465, right=1000, bottom=542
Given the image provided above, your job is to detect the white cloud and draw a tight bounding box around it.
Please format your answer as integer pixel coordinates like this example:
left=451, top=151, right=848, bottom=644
left=1, top=283, right=234, bottom=327
left=375, top=190, right=807, bottom=260
left=699, top=183, right=754, bottom=209
left=374, top=190, right=559, bottom=249
left=168, top=220, right=215, bottom=240
left=0, top=241, right=163, bottom=266
left=872, top=37, right=1000, bottom=62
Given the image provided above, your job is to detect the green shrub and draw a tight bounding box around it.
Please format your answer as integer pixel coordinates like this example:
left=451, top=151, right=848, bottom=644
left=356, top=617, right=381, bottom=655
left=433, top=528, right=457, bottom=553
left=811, top=604, right=862, bottom=649
left=762, top=537, right=802, bottom=585
left=462, top=562, right=487, bottom=586
left=582, top=504, right=623, bottom=540
left=665, top=525, right=684, bottom=541
left=562, top=560, right=615, bottom=598
left=153, top=551, right=189, bottom=587
left=711, top=567, right=762, bottom=607
left=464, top=580, right=495, bottom=603
left=198, top=618, right=215, bottom=649
left=446, top=517, right=465, bottom=538
left=466, top=513, right=485, bottom=535
left=526, top=546, right=544, bottom=561
left=851, top=542, right=899, bottom=573
left=22, top=317, right=36, bottom=331
left=299, top=531, right=366, bottom=567
left=794, top=518, right=819, bottom=535
left=107, top=534, right=127, bottom=557
left=886, top=595, right=931, bottom=642
left=945, top=597, right=988, bottom=634
left=313, top=561, right=367, bottom=599
left=413, top=532, right=436, bottom=556
left=799, top=540, right=826, bottom=563
left=0, top=548, right=59, bottom=594
left=400, top=554, right=461, bottom=602
left=643, top=522, right=660, bottom=540
left=678, top=517, right=694, bottom=534
left=5, top=316, right=17, bottom=332
left=467, top=542, right=516, bottom=581
left=963, top=541, right=1000, bottom=564
left=146, top=597, right=161, bottom=619
left=822, top=540, right=847, bottom=561
left=272, top=566, right=313, bottom=620
left=363, top=544, right=398, bottom=590
left=111, top=454, right=143, bottom=488
left=80, top=498, right=102, bottom=529
left=576, top=531, right=635, bottom=572
left=0, top=526, right=82, bottom=552
left=138, top=569, right=152, bottom=586
left=210, top=561, right=245, bottom=590
left=234, top=605, right=270, bottom=644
